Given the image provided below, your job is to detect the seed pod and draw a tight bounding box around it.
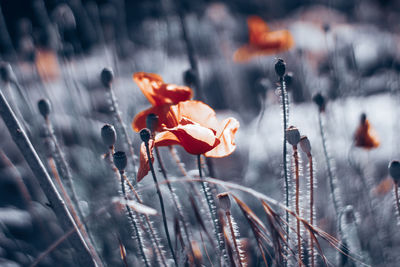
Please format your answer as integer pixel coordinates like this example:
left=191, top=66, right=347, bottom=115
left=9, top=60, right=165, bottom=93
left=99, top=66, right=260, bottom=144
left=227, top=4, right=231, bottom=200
left=183, top=69, right=197, bottom=87
left=217, top=192, right=231, bottom=212
left=389, top=160, right=400, bottom=184
left=101, top=124, right=116, bottom=147
left=101, top=67, right=114, bottom=88
left=113, top=151, right=127, bottom=172
left=140, top=128, right=151, bottom=143
left=299, top=135, right=311, bottom=155
left=146, top=113, right=159, bottom=133
left=286, top=126, right=301, bottom=146
left=312, top=93, right=326, bottom=112
left=37, top=99, right=52, bottom=119
left=323, top=23, right=330, bottom=33
left=274, top=58, right=286, bottom=77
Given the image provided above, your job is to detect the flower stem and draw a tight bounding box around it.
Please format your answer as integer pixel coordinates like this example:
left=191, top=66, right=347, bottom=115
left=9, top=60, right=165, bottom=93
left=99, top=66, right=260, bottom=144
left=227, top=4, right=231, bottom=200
left=197, top=155, right=227, bottom=264
left=293, top=145, right=302, bottom=265
left=144, top=141, right=177, bottom=266
left=226, top=211, right=243, bottom=267
left=308, top=154, right=315, bottom=267
left=119, top=170, right=150, bottom=267
left=395, top=184, right=400, bottom=221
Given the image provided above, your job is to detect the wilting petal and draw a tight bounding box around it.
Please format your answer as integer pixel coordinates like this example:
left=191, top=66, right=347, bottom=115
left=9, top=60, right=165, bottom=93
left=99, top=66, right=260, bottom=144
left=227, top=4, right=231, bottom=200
left=156, top=119, right=219, bottom=155
left=133, top=72, right=193, bottom=106
left=137, top=140, right=154, bottom=182
left=205, top=117, right=239, bottom=157
left=132, top=105, right=178, bottom=132
left=171, top=100, right=220, bottom=130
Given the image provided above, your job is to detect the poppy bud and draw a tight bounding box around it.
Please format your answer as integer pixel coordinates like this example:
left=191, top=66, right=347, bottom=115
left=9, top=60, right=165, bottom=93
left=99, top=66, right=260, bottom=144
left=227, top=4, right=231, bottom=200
left=284, top=72, right=293, bottom=87
left=101, top=124, right=116, bottom=147
left=217, top=192, right=231, bottom=212
left=140, top=128, right=151, bottom=143
left=37, top=98, right=52, bottom=119
left=286, top=126, right=300, bottom=146
left=312, top=93, right=326, bottom=112
left=113, top=151, right=127, bottom=172
left=0, top=62, right=13, bottom=83
left=274, top=58, right=286, bottom=77
left=183, top=69, right=197, bottom=87
left=323, top=23, right=330, bottom=33
left=101, top=67, right=114, bottom=88
left=299, top=135, right=311, bottom=155
left=146, top=113, right=159, bottom=133
left=389, top=160, right=400, bottom=184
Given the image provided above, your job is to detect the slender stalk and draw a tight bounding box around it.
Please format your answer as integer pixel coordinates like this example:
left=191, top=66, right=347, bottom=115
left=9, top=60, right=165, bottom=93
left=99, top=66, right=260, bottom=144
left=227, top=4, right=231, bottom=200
left=144, top=141, right=177, bottom=266
left=280, top=76, right=290, bottom=264
left=155, top=147, right=196, bottom=261
left=308, top=154, right=315, bottom=267
left=226, top=212, right=243, bottom=267
left=293, top=145, right=302, bottom=265
left=197, top=155, right=227, bottom=263
left=0, top=88, right=97, bottom=266
left=395, top=185, right=400, bottom=220
left=108, top=86, right=137, bottom=180
left=119, top=170, right=150, bottom=267
left=318, top=111, right=340, bottom=215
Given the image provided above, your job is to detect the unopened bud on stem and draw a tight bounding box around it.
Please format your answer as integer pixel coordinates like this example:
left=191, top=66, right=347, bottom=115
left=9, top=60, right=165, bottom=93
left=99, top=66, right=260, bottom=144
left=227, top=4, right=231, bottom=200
left=101, top=124, right=116, bottom=147
left=113, top=151, right=127, bottom=172
left=286, top=126, right=301, bottom=146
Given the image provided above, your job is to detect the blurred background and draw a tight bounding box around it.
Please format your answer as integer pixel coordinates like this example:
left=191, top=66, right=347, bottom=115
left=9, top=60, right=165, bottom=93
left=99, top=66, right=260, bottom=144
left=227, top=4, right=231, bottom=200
left=1, top=0, right=400, bottom=266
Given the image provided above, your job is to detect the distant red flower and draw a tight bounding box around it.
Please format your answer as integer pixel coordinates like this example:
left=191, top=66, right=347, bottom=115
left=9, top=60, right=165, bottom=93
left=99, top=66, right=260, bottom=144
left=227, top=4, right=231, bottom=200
left=234, top=16, right=294, bottom=62
left=132, top=72, right=193, bottom=132
left=354, top=114, right=380, bottom=149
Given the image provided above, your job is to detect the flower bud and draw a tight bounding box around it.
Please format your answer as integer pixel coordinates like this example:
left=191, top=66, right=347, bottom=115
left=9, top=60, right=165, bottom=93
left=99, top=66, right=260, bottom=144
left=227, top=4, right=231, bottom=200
left=389, top=160, right=400, bottom=184
left=101, top=67, right=114, bottom=88
left=274, top=58, right=286, bottom=77
left=183, top=69, right=197, bottom=87
left=217, top=192, right=231, bottom=212
left=312, top=93, right=326, bottom=112
left=140, top=128, right=151, bottom=143
left=0, top=62, right=13, bottom=83
left=113, top=151, right=127, bottom=172
left=101, top=124, right=116, bottom=147
left=146, top=113, right=159, bottom=133
left=323, top=23, right=330, bottom=33
left=37, top=98, right=52, bottom=119
left=286, top=126, right=300, bottom=146
left=299, top=135, right=311, bottom=155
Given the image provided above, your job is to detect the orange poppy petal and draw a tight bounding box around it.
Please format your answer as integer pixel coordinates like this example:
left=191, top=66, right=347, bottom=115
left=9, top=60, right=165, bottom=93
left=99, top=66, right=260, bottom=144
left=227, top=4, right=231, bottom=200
left=158, top=119, right=219, bottom=155
left=133, top=72, right=164, bottom=106
left=354, top=120, right=380, bottom=149
left=132, top=105, right=178, bottom=132
left=137, top=140, right=155, bottom=182
left=251, top=30, right=294, bottom=50
left=171, top=100, right=219, bottom=130
left=133, top=72, right=193, bottom=106
left=205, top=117, right=239, bottom=158
left=248, top=16, right=270, bottom=42
left=154, top=131, right=181, bottom=147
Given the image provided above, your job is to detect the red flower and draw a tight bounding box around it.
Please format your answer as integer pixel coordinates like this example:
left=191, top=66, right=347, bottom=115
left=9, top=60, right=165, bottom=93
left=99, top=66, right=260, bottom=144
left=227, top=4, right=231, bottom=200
left=137, top=139, right=154, bottom=182
left=354, top=114, right=380, bottom=149
left=233, top=16, right=294, bottom=62
left=154, top=100, right=239, bottom=157
left=132, top=72, right=193, bottom=132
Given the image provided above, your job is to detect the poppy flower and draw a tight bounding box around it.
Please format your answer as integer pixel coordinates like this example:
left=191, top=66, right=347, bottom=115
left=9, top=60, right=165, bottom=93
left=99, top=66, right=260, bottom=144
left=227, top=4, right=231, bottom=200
left=233, top=16, right=294, bottom=62
left=354, top=113, right=380, bottom=149
left=154, top=100, right=239, bottom=157
left=132, top=72, right=193, bottom=132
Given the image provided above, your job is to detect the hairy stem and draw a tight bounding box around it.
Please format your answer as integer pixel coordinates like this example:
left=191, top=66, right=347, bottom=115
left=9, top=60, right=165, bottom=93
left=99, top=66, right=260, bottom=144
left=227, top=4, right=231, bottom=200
left=144, top=141, right=177, bottom=266
left=293, top=146, right=302, bottom=265
left=226, top=212, right=243, bottom=267
left=308, top=154, right=315, bottom=267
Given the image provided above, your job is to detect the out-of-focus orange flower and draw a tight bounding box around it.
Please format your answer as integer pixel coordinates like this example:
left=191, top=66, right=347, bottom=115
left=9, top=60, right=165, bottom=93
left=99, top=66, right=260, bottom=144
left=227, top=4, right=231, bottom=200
left=137, top=139, right=154, bottom=182
left=233, top=16, right=294, bottom=62
left=154, top=100, right=239, bottom=157
left=132, top=72, right=193, bottom=132
left=354, top=114, right=380, bottom=149
left=35, top=49, right=60, bottom=82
